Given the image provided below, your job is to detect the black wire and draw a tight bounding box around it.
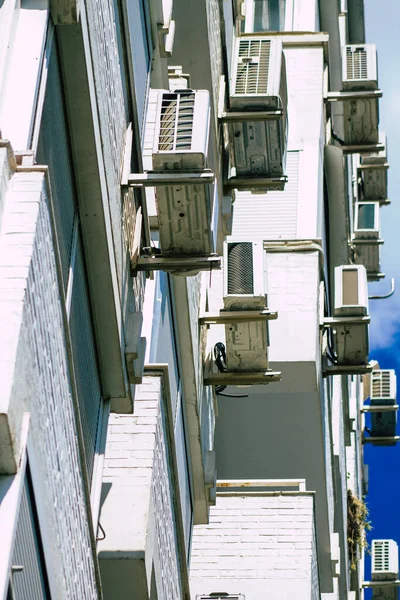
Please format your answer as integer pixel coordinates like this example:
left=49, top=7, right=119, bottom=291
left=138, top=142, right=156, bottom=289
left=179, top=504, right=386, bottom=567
left=96, top=521, right=106, bottom=541
left=213, top=342, right=249, bottom=398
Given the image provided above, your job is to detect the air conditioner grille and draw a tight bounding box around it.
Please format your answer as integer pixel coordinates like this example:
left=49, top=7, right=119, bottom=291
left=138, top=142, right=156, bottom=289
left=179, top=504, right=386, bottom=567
left=374, top=540, right=390, bottom=572
left=235, top=39, right=271, bottom=95
left=158, top=92, right=195, bottom=151
left=346, top=46, right=368, bottom=81
left=372, top=371, right=392, bottom=399
left=227, top=242, right=254, bottom=295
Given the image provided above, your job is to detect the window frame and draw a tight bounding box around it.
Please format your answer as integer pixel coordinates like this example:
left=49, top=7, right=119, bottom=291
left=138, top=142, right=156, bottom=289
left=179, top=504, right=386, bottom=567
left=243, top=0, right=294, bottom=32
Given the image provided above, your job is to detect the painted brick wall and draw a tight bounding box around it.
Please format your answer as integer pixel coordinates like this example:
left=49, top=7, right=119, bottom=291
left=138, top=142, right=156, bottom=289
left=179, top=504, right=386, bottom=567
left=0, top=171, right=98, bottom=598
left=99, top=375, right=184, bottom=600
left=190, top=493, right=319, bottom=600
left=267, top=252, right=320, bottom=364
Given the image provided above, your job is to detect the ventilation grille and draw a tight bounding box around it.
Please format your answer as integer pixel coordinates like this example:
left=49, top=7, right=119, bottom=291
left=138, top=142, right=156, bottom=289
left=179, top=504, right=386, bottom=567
left=235, top=39, right=271, bottom=95
left=227, top=242, right=254, bottom=294
left=374, top=540, right=391, bottom=572
left=158, top=92, right=195, bottom=151
left=346, top=46, right=368, bottom=80
left=372, top=371, right=393, bottom=399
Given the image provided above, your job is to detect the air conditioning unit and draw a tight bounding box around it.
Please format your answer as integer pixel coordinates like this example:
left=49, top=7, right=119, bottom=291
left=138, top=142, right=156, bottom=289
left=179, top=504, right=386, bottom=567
left=228, top=36, right=288, bottom=179
left=333, top=265, right=369, bottom=365
left=372, top=540, right=399, bottom=581
left=370, top=370, right=397, bottom=438
left=223, top=241, right=269, bottom=371
left=148, top=89, right=213, bottom=256
left=334, top=265, right=368, bottom=317
left=371, top=370, right=397, bottom=402
left=342, top=45, right=379, bottom=145
left=343, top=45, right=378, bottom=91
left=354, top=201, right=380, bottom=239
left=359, top=133, right=388, bottom=201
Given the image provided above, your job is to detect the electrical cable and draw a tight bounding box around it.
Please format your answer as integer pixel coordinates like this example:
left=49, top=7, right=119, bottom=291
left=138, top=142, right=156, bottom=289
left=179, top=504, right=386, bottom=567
left=213, top=342, right=249, bottom=398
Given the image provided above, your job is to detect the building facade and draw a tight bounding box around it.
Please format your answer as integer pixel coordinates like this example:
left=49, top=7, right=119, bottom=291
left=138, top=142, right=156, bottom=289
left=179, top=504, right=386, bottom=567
left=0, top=0, right=396, bottom=599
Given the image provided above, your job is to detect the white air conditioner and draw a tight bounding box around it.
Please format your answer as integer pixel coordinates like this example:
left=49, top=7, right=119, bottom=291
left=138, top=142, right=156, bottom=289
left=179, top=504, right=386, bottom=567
left=354, top=201, right=380, bottom=239
left=223, top=240, right=269, bottom=371
left=359, top=133, right=388, bottom=201
left=342, top=45, right=379, bottom=145
left=372, top=540, right=399, bottom=581
left=228, top=36, right=288, bottom=179
left=362, top=132, right=387, bottom=165
left=371, top=370, right=397, bottom=403
left=145, top=89, right=213, bottom=256
left=334, top=265, right=368, bottom=317
left=333, top=265, right=369, bottom=366
left=370, top=370, right=397, bottom=438
left=343, top=45, right=378, bottom=91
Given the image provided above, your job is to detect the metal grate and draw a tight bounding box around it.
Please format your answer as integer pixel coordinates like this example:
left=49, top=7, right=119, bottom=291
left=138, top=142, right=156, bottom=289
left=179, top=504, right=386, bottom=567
left=372, top=371, right=392, bottom=399
left=227, top=242, right=254, bottom=295
left=373, top=540, right=390, bottom=572
left=346, top=46, right=368, bottom=80
left=235, top=39, right=271, bottom=95
left=158, top=92, right=195, bottom=151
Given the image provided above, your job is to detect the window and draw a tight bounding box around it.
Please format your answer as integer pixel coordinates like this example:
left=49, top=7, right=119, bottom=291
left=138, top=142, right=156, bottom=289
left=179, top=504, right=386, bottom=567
left=7, top=467, right=50, bottom=600
left=243, top=0, right=286, bottom=32
left=356, top=202, right=377, bottom=230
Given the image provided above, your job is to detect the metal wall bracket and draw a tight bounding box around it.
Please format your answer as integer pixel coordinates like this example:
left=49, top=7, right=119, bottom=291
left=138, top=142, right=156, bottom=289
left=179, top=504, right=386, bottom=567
left=322, top=315, right=370, bottom=328
left=352, top=238, right=384, bottom=245
left=199, top=309, right=278, bottom=326
left=219, top=109, right=283, bottom=123
left=357, top=163, right=389, bottom=171
left=126, top=170, right=215, bottom=187
left=361, top=405, right=399, bottom=413
left=204, top=370, right=282, bottom=386
left=133, top=254, right=221, bottom=273
left=363, top=435, right=400, bottom=445
left=223, top=176, right=287, bottom=191
left=341, top=143, right=385, bottom=155
left=362, top=580, right=400, bottom=588
left=323, top=364, right=372, bottom=377
left=326, top=90, right=383, bottom=102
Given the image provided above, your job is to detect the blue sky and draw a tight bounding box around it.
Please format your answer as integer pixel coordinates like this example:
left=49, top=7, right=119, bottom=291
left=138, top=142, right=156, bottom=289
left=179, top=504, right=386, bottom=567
left=363, top=0, right=400, bottom=594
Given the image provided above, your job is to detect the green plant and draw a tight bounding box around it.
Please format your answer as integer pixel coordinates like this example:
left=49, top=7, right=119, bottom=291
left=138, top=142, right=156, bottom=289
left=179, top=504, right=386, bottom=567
left=347, top=489, right=372, bottom=571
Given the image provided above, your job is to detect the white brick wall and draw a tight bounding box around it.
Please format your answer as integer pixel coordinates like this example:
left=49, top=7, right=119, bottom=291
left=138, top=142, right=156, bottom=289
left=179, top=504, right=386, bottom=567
left=0, top=171, right=98, bottom=598
left=190, top=493, right=319, bottom=600
left=99, top=375, right=185, bottom=600
left=267, top=252, right=320, bottom=364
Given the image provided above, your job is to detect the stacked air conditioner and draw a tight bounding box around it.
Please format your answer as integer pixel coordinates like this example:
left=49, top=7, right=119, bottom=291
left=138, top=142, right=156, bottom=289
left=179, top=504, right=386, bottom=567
left=144, top=88, right=213, bottom=256
left=370, top=370, right=397, bottom=442
left=223, top=241, right=269, bottom=371
left=352, top=200, right=382, bottom=280
left=342, top=44, right=379, bottom=145
left=358, top=132, right=389, bottom=202
left=227, top=36, right=288, bottom=187
left=372, top=539, right=399, bottom=600
left=333, top=265, right=369, bottom=367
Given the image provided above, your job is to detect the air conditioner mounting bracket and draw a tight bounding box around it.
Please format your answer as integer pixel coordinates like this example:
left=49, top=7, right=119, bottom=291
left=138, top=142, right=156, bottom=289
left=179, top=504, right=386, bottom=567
left=133, top=253, right=221, bottom=273
left=322, top=315, right=371, bottom=328
left=361, top=405, right=399, bottom=413
left=126, top=170, right=215, bottom=187
left=219, top=109, right=283, bottom=123
left=323, top=364, right=372, bottom=376
left=326, top=90, right=382, bottom=102
left=199, top=309, right=278, bottom=326
left=204, top=370, right=282, bottom=386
